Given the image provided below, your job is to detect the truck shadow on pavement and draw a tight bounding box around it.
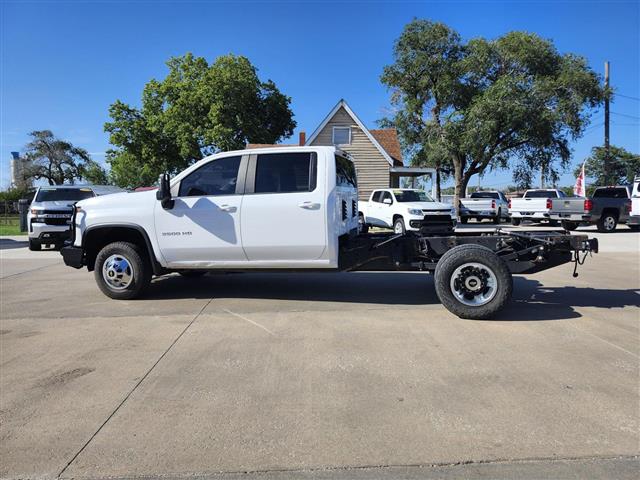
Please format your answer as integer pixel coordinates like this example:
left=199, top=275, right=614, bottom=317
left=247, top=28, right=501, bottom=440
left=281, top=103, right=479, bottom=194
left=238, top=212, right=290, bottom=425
left=0, top=238, right=29, bottom=250
left=147, top=272, right=639, bottom=321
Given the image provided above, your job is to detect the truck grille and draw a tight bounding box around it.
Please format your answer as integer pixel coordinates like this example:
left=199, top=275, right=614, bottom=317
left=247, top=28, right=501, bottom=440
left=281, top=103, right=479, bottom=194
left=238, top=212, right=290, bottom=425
left=352, top=200, right=357, bottom=218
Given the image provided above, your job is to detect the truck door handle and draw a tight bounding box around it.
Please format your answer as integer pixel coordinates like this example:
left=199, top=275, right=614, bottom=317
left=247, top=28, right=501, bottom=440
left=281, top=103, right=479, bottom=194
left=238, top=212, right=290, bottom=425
left=298, top=201, right=320, bottom=210
left=218, top=204, right=237, bottom=213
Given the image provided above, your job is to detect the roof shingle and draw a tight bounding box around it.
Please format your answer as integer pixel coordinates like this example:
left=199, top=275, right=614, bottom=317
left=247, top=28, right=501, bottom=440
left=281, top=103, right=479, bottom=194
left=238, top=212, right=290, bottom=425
left=369, top=129, right=403, bottom=165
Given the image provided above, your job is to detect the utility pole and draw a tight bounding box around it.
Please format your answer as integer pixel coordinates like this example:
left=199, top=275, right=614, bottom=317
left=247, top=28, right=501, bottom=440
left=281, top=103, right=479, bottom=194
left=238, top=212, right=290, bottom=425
left=604, top=61, right=610, bottom=185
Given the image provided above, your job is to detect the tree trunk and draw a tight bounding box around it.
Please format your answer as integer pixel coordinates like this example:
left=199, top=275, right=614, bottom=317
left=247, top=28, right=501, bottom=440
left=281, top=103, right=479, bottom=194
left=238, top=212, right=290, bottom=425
left=435, top=167, right=442, bottom=201
left=453, top=158, right=465, bottom=220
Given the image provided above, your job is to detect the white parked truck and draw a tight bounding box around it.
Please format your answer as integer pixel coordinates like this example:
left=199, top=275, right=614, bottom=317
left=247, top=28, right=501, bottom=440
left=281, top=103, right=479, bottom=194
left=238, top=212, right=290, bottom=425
left=459, top=191, right=509, bottom=224
left=629, top=176, right=640, bottom=231
left=61, top=146, right=598, bottom=319
left=358, top=188, right=455, bottom=234
left=508, top=189, right=566, bottom=225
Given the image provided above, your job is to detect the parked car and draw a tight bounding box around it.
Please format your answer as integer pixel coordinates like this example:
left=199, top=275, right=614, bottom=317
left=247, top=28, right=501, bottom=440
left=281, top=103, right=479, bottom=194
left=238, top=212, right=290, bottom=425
left=60, top=146, right=598, bottom=320
left=358, top=188, right=455, bottom=234
left=28, top=185, right=123, bottom=250
left=628, top=176, right=640, bottom=231
left=549, top=185, right=632, bottom=232
left=508, top=189, right=566, bottom=225
left=459, top=191, right=509, bottom=224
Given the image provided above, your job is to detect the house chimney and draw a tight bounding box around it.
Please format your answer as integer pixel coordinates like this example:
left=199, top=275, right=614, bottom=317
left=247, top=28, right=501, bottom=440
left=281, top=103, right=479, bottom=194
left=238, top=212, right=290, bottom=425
left=299, top=131, right=306, bottom=146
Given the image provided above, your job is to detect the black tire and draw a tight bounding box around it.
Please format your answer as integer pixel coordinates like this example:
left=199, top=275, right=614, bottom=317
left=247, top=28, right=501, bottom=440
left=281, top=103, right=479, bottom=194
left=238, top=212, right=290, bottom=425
left=393, top=217, right=406, bottom=234
left=358, top=213, right=369, bottom=234
left=548, top=219, right=559, bottom=227
left=511, top=218, right=521, bottom=226
left=597, top=213, right=618, bottom=233
left=493, top=209, right=501, bottom=224
left=28, top=239, right=41, bottom=251
left=460, top=217, right=468, bottom=224
left=178, top=270, right=207, bottom=278
left=561, top=221, right=579, bottom=231
left=94, top=241, right=151, bottom=300
left=434, top=244, right=513, bottom=320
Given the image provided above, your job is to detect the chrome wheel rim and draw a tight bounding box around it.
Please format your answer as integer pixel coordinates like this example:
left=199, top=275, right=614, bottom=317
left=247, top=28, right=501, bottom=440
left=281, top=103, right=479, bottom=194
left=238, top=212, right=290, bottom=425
left=102, top=254, right=134, bottom=290
left=394, top=221, right=404, bottom=234
left=450, top=262, right=498, bottom=307
left=604, top=216, right=615, bottom=230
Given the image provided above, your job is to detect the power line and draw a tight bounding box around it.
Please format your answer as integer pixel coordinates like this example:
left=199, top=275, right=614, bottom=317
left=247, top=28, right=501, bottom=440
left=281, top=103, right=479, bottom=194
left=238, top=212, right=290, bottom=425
left=615, top=93, right=640, bottom=101
left=611, top=111, right=640, bottom=120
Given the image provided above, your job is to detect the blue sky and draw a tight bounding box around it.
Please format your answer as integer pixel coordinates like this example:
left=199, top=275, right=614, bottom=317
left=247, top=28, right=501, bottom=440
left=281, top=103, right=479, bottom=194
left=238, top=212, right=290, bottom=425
left=1, top=0, right=639, bottom=190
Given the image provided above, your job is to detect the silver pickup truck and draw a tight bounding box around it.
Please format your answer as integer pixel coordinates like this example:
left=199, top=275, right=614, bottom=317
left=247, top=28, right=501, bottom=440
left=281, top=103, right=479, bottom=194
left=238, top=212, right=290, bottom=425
left=549, top=185, right=632, bottom=232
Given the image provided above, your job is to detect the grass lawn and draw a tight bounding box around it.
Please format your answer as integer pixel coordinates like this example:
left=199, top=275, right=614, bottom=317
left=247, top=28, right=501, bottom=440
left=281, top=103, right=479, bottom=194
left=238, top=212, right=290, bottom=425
left=0, top=217, right=27, bottom=236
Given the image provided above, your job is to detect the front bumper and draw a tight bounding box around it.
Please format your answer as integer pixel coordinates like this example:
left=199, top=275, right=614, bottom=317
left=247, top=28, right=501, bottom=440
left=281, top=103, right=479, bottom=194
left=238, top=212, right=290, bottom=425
left=60, top=245, right=84, bottom=269
left=28, top=224, right=70, bottom=243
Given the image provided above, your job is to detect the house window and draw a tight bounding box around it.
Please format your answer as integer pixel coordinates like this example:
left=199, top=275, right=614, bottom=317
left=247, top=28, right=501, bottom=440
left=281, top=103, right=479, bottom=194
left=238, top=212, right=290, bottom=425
left=332, top=126, right=351, bottom=145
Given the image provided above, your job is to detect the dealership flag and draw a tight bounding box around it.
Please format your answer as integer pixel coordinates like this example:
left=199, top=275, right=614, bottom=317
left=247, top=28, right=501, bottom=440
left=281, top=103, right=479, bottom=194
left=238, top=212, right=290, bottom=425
left=574, top=162, right=586, bottom=197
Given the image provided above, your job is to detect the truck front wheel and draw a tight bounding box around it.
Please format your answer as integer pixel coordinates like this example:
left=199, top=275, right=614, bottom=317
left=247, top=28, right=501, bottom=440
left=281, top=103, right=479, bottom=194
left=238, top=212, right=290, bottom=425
left=393, top=217, right=406, bottom=234
left=94, top=241, right=151, bottom=300
left=434, top=245, right=512, bottom=320
left=511, top=218, right=521, bottom=226
left=28, top=239, right=41, bottom=251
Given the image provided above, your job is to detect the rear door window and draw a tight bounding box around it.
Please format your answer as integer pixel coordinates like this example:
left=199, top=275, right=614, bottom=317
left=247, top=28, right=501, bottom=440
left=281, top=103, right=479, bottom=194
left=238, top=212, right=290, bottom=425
left=371, top=191, right=383, bottom=202
left=254, top=152, right=316, bottom=194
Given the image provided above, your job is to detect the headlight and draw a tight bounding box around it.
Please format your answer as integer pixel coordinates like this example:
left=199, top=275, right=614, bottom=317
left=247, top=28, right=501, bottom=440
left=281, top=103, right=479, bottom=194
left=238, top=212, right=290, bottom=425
left=408, top=208, right=423, bottom=216
left=30, top=209, right=43, bottom=215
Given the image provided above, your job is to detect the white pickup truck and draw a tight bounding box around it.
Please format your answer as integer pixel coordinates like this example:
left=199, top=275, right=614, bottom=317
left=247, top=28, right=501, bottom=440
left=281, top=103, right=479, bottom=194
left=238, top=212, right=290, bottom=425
left=459, top=191, right=509, bottom=224
left=508, top=189, right=566, bottom=225
left=358, top=188, right=454, bottom=234
left=629, top=176, right=640, bottom=231
left=60, top=146, right=598, bottom=319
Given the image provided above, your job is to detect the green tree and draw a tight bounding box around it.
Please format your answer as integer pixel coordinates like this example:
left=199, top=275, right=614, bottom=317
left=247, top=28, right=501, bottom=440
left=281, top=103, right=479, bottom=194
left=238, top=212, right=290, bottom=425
left=105, top=53, right=296, bottom=188
left=381, top=20, right=604, bottom=216
left=576, top=145, right=639, bottom=186
left=23, top=130, right=92, bottom=185
left=80, top=159, right=110, bottom=185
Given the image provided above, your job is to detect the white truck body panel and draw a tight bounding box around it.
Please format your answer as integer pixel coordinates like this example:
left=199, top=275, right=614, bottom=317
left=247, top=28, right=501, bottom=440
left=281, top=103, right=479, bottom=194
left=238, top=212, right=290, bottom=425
left=629, top=177, right=640, bottom=226
left=459, top=192, right=509, bottom=220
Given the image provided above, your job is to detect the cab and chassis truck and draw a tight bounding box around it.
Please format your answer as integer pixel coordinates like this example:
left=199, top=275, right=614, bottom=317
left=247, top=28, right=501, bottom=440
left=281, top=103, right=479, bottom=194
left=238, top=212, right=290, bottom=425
left=61, top=146, right=598, bottom=319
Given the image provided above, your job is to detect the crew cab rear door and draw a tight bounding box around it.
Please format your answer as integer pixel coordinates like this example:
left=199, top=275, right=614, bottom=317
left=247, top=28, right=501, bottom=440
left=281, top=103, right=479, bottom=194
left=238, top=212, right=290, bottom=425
left=154, top=154, right=248, bottom=265
left=240, top=151, right=326, bottom=261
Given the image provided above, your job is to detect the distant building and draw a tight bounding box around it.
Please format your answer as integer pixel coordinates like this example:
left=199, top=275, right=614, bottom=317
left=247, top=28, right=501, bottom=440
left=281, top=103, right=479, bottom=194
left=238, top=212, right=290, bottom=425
left=248, top=99, right=436, bottom=200
left=10, top=152, right=32, bottom=190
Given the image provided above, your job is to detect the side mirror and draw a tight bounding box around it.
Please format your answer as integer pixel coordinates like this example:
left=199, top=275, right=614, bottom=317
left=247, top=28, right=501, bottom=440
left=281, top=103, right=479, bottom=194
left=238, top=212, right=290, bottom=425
left=156, top=173, right=174, bottom=209
left=383, top=198, right=392, bottom=205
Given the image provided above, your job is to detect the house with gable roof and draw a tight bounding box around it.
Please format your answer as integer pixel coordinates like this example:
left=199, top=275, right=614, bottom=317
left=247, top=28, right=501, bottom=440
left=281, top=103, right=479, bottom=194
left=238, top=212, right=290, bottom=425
left=248, top=99, right=435, bottom=200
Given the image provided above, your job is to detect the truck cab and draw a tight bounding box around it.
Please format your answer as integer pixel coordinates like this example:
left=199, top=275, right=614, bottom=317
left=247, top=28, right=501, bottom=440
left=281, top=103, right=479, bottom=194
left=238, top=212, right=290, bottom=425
left=63, top=147, right=358, bottom=289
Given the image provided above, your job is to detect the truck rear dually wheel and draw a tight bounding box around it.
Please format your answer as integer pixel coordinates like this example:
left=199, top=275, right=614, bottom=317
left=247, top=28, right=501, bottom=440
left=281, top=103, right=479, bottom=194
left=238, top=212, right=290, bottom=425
left=94, top=241, right=151, bottom=300
left=434, top=244, right=512, bottom=320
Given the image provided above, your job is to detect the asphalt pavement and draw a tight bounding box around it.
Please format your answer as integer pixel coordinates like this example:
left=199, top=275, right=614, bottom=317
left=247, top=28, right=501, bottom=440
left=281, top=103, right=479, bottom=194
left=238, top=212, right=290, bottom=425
left=1, top=224, right=638, bottom=479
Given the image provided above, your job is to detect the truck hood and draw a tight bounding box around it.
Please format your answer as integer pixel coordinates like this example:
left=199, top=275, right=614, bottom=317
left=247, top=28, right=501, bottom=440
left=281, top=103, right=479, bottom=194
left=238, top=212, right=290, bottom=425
left=77, top=190, right=156, bottom=210
left=402, top=201, right=452, bottom=211
left=30, top=200, right=76, bottom=211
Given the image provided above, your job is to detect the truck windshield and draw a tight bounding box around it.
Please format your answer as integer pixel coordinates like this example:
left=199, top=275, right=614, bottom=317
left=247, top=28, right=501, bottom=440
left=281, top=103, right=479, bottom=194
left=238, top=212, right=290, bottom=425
left=524, top=190, right=559, bottom=198
left=470, top=192, right=499, bottom=199
left=35, top=188, right=95, bottom=202
left=393, top=190, right=433, bottom=202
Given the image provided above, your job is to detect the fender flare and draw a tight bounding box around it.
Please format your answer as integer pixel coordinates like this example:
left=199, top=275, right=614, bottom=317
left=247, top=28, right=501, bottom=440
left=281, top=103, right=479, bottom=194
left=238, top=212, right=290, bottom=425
left=83, top=223, right=164, bottom=275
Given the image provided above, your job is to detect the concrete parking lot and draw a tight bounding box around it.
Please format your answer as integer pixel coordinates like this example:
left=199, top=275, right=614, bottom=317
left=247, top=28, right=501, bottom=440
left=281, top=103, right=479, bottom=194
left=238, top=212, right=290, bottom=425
left=1, top=225, right=638, bottom=479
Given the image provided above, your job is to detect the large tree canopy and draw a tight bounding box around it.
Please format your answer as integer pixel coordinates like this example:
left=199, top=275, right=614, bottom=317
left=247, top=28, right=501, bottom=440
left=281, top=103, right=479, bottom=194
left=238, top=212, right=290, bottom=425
left=105, top=53, right=296, bottom=188
left=381, top=20, right=604, bottom=212
left=23, top=130, right=97, bottom=185
left=577, top=145, right=639, bottom=186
